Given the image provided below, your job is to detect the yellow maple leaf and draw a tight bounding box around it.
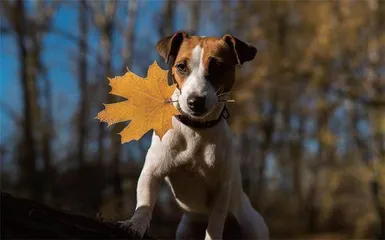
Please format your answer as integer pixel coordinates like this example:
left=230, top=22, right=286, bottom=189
left=96, top=61, right=180, bottom=144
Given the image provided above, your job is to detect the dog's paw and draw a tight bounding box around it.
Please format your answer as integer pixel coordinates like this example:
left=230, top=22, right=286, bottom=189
left=204, top=234, right=215, bottom=240
left=119, top=219, right=149, bottom=238
left=204, top=230, right=222, bottom=240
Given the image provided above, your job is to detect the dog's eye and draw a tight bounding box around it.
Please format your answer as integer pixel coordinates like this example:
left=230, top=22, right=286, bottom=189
left=176, top=63, right=188, bottom=73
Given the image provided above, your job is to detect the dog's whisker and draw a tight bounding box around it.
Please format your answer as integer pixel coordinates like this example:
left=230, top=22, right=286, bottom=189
left=218, top=94, right=230, bottom=99
left=215, top=85, right=224, bottom=95
left=165, top=99, right=178, bottom=103
left=217, top=91, right=232, bottom=97
left=218, top=99, right=235, bottom=103
left=218, top=95, right=232, bottom=101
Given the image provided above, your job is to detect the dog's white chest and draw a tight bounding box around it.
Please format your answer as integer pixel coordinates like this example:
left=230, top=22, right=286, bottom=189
left=165, top=140, right=224, bottom=214
left=147, top=117, right=232, bottom=214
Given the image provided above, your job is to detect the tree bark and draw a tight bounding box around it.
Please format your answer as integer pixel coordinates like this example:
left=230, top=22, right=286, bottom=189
left=255, top=94, right=276, bottom=207
left=77, top=0, right=89, bottom=167
left=93, top=1, right=116, bottom=166
left=367, top=1, right=385, bottom=238
left=111, top=0, right=139, bottom=215
left=187, top=0, right=201, bottom=35
left=14, top=0, right=40, bottom=201
left=158, top=0, right=176, bottom=41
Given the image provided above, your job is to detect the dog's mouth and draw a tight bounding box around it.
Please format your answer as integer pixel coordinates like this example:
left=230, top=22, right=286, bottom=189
left=171, top=89, right=233, bottom=121
left=175, top=103, right=213, bottom=120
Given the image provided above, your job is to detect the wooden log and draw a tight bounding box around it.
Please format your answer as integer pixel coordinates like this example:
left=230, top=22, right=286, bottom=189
left=0, top=192, right=156, bottom=239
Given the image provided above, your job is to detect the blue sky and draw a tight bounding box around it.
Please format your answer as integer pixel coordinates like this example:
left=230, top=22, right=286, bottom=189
left=0, top=0, right=224, bottom=165
left=0, top=1, right=168, bottom=145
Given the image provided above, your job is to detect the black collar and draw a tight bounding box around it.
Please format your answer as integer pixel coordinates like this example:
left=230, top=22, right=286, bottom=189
left=175, top=106, right=230, bottom=129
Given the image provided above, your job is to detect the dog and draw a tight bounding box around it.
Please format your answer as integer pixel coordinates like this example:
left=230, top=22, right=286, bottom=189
left=120, top=31, right=269, bottom=240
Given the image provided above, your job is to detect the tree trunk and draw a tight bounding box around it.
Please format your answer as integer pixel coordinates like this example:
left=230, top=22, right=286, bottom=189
left=77, top=0, right=89, bottom=167
left=41, top=66, right=54, bottom=202
left=111, top=0, right=139, bottom=216
left=95, top=1, right=116, bottom=167
left=187, top=0, right=200, bottom=35
left=255, top=94, right=276, bottom=207
left=367, top=1, right=385, bottom=238
left=158, top=0, right=176, bottom=41
left=292, top=114, right=304, bottom=211
left=15, top=0, right=40, bottom=202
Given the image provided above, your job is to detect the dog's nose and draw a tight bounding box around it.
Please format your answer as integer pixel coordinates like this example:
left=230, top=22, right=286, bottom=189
left=187, top=95, right=206, bottom=113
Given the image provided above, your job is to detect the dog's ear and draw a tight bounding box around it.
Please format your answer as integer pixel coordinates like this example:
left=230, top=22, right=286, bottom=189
left=222, top=34, right=257, bottom=65
left=157, top=31, right=189, bottom=64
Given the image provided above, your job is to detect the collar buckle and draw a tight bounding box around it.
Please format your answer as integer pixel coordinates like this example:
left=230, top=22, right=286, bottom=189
left=222, top=106, right=230, bottom=119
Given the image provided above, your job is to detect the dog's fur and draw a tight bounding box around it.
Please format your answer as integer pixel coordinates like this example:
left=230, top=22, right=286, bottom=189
left=121, top=31, right=269, bottom=240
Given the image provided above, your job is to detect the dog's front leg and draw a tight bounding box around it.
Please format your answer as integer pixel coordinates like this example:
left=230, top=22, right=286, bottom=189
left=120, top=168, right=162, bottom=238
left=205, top=181, right=231, bottom=240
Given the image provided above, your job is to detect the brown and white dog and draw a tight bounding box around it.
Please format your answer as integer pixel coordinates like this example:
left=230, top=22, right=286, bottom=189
left=120, top=31, right=269, bottom=240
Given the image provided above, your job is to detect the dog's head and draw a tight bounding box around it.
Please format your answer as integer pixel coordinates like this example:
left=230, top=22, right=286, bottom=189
left=157, top=31, right=257, bottom=119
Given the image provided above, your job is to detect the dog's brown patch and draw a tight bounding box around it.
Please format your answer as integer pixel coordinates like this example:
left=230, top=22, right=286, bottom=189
left=172, top=36, right=237, bottom=93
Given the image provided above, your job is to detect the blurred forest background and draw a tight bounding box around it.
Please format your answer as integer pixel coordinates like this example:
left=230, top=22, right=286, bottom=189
left=1, top=0, right=384, bottom=239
